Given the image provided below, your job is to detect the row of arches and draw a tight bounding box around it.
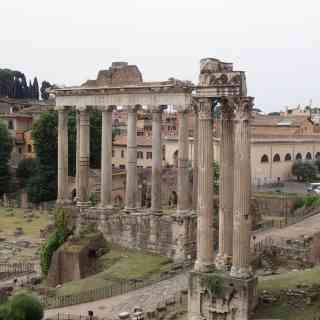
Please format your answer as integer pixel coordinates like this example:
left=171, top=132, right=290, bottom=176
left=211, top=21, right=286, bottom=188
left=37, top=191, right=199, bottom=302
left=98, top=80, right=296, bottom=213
left=261, top=152, right=320, bottom=164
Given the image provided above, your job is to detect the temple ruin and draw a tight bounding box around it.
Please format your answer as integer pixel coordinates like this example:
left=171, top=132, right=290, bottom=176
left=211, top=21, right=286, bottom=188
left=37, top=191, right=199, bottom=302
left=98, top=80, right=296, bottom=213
left=53, top=58, right=256, bottom=320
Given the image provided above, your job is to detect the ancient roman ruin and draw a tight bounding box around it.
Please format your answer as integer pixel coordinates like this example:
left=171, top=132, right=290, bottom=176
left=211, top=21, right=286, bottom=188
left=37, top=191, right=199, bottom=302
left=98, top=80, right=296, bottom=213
left=54, top=58, right=256, bottom=320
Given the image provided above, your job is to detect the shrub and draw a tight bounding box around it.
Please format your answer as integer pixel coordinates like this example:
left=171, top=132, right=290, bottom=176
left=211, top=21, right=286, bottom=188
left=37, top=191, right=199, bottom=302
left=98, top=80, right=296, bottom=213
left=9, top=294, right=43, bottom=320
left=0, top=303, right=9, bottom=320
left=40, top=208, right=73, bottom=275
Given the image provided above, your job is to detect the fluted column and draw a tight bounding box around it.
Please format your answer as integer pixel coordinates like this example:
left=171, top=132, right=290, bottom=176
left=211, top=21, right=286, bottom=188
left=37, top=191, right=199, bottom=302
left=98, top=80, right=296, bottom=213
left=192, top=107, right=199, bottom=212
left=77, top=106, right=90, bottom=206
left=216, top=98, right=235, bottom=270
left=125, top=106, right=139, bottom=211
left=151, top=106, right=166, bottom=213
left=177, top=109, right=190, bottom=213
left=194, top=98, right=214, bottom=272
left=75, top=110, right=80, bottom=200
left=230, top=97, right=254, bottom=279
left=100, top=106, right=114, bottom=209
left=57, top=106, right=69, bottom=205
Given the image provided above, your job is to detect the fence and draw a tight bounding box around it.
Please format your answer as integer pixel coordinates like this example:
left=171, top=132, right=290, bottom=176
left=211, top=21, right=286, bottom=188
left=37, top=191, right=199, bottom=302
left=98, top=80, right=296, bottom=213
left=41, top=265, right=190, bottom=310
left=45, top=314, right=99, bottom=320
left=0, top=263, right=36, bottom=279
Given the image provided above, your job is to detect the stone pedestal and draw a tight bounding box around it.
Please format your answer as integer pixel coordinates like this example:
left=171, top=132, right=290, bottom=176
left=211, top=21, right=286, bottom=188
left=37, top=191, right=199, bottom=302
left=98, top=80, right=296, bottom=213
left=177, top=109, right=190, bottom=214
left=125, top=106, right=139, bottom=211
left=230, top=97, right=254, bottom=279
left=216, top=98, right=235, bottom=271
left=100, top=106, right=114, bottom=209
left=77, top=107, right=90, bottom=206
left=194, top=98, right=214, bottom=272
left=189, top=271, right=258, bottom=320
left=57, top=106, right=70, bottom=205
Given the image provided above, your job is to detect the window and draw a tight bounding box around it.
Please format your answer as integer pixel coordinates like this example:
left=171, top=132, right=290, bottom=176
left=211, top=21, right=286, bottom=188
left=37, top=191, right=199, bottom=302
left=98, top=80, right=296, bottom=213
left=137, top=151, right=144, bottom=159
left=146, top=152, right=152, bottom=159
left=112, top=150, right=115, bottom=157
left=121, top=150, right=125, bottom=158
left=27, top=144, right=32, bottom=153
left=296, top=153, right=302, bottom=160
left=18, top=148, right=22, bottom=154
left=261, top=154, right=269, bottom=163
left=306, top=152, right=312, bottom=160
left=316, top=152, right=320, bottom=160
left=8, top=120, right=13, bottom=130
left=284, top=153, right=292, bottom=161
left=273, top=154, right=281, bottom=162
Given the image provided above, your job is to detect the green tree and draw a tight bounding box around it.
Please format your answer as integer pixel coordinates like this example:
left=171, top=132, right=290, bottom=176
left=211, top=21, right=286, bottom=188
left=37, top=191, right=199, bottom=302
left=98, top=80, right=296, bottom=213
left=16, top=158, right=37, bottom=187
left=292, top=161, right=317, bottom=182
left=9, top=294, right=43, bottom=320
left=32, top=77, right=39, bottom=100
left=40, top=80, right=52, bottom=100
left=27, top=111, right=58, bottom=203
left=0, top=121, right=12, bottom=196
left=213, top=160, right=220, bottom=193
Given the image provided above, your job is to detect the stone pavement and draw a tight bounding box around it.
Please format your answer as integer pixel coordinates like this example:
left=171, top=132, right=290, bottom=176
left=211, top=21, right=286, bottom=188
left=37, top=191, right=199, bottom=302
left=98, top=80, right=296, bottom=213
left=44, top=273, right=188, bottom=319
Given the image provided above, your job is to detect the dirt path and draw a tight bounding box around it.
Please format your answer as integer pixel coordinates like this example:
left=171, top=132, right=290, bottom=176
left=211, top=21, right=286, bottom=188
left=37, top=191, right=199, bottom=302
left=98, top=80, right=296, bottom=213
left=44, top=273, right=188, bottom=319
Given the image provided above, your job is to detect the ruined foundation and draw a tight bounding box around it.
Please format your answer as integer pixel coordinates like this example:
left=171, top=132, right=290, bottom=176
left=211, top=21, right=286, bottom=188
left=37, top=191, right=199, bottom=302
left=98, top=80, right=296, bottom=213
left=189, top=271, right=258, bottom=320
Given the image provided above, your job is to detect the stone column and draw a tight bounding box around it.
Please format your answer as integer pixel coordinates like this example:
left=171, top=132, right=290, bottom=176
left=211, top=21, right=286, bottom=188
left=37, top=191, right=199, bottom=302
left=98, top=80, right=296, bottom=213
left=192, top=107, right=199, bottom=212
left=194, top=98, right=214, bottom=272
left=216, top=98, right=235, bottom=270
left=230, top=97, right=254, bottom=279
left=151, top=106, right=166, bottom=213
left=75, top=110, right=80, bottom=200
left=125, top=106, right=139, bottom=211
left=57, top=106, right=69, bottom=205
left=177, top=109, right=190, bottom=213
left=77, top=106, right=90, bottom=206
left=100, top=106, right=114, bottom=209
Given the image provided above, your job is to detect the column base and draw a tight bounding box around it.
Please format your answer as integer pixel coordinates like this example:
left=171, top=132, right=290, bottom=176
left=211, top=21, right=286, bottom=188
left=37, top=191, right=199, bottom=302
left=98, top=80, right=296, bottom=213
left=56, top=198, right=72, bottom=206
left=99, top=204, right=114, bottom=210
left=194, top=260, right=215, bottom=273
left=189, top=271, right=258, bottom=320
left=230, top=265, right=253, bottom=279
left=176, top=209, right=191, bottom=215
left=76, top=201, right=90, bottom=208
left=124, top=206, right=137, bottom=213
left=215, top=254, right=232, bottom=272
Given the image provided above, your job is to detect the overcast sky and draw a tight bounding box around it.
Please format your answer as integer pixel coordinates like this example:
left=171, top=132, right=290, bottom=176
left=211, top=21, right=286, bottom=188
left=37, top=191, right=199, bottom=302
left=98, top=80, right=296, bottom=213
left=1, top=0, right=319, bottom=112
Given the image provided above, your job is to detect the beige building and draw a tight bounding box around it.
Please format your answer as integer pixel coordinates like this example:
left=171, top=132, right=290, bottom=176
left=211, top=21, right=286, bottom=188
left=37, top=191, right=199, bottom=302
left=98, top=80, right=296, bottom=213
left=112, top=114, right=320, bottom=186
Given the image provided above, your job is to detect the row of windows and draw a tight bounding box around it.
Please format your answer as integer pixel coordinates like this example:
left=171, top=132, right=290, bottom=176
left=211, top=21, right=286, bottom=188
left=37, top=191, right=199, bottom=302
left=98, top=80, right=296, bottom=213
left=113, top=149, right=166, bottom=160
left=261, top=152, right=320, bottom=163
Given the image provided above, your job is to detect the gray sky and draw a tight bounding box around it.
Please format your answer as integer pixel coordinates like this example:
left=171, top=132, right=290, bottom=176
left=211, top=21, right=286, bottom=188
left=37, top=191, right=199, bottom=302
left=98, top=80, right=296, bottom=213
left=1, top=0, right=319, bottom=112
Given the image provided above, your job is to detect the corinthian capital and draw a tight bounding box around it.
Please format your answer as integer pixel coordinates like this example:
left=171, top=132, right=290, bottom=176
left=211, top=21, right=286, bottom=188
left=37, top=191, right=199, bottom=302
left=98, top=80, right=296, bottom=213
left=234, top=97, right=254, bottom=121
left=220, top=97, right=236, bottom=120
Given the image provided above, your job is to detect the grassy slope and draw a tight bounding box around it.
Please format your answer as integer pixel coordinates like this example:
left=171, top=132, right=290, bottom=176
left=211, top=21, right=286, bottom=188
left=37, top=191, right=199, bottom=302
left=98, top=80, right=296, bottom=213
left=0, top=207, right=51, bottom=239
left=54, top=245, right=173, bottom=296
left=255, top=267, right=320, bottom=319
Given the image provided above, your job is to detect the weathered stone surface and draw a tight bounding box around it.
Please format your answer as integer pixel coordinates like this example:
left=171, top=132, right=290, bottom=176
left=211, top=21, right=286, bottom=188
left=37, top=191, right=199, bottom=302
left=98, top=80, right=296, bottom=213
left=47, top=233, right=105, bottom=287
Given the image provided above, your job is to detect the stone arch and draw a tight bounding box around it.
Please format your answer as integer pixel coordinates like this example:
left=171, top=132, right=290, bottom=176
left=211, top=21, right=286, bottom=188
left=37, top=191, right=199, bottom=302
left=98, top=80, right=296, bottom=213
left=273, top=153, right=281, bottom=162
left=261, top=154, right=269, bottom=163
left=306, top=152, right=312, bottom=160
left=296, top=153, right=302, bottom=160
left=284, top=153, right=292, bottom=161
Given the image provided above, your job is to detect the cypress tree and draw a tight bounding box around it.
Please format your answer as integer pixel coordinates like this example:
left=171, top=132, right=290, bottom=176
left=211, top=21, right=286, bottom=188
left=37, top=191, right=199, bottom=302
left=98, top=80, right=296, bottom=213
left=32, top=77, right=39, bottom=100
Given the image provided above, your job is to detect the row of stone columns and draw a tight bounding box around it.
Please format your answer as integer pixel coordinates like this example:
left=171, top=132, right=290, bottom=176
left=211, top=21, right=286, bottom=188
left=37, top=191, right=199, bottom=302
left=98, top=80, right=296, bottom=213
left=56, top=105, right=193, bottom=214
left=194, top=96, right=254, bottom=279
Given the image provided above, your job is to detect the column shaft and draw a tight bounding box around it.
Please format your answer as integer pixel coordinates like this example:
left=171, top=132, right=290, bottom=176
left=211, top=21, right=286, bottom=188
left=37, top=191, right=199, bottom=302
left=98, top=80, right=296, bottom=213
left=231, top=97, right=253, bottom=278
left=151, top=108, right=163, bottom=212
left=194, top=99, right=214, bottom=272
left=78, top=108, right=90, bottom=205
left=57, top=108, right=69, bottom=204
left=125, top=108, right=138, bottom=210
left=101, top=108, right=113, bottom=208
left=76, top=111, right=80, bottom=199
left=216, top=100, right=234, bottom=270
left=177, top=110, right=190, bottom=213
left=192, top=111, right=199, bottom=211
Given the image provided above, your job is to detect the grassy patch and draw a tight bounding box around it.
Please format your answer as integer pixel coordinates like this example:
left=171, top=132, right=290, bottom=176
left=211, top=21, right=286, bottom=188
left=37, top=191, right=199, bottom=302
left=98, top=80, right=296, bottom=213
left=0, top=207, right=51, bottom=239
left=255, top=267, right=320, bottom=319
left=54, top=244, right=173, bottom=296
